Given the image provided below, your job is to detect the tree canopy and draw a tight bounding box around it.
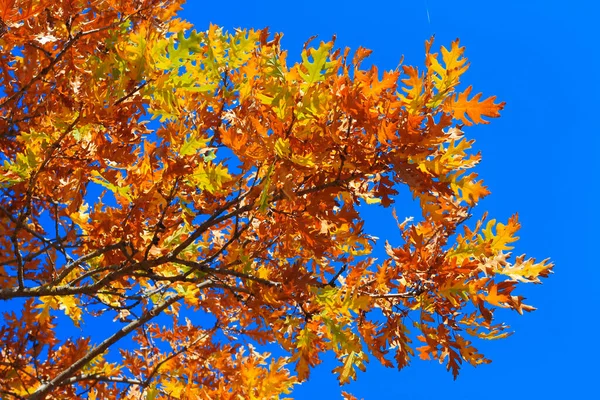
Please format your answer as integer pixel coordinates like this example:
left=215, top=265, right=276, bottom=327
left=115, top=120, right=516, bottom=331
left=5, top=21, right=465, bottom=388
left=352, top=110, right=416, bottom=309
left=0, top=0, right=552, bottom=398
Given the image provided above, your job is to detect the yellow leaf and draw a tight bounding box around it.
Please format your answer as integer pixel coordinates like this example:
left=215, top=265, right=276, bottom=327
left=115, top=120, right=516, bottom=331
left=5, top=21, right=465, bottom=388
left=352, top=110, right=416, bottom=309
left=333, top=351, right=367, bottom=385
left=89, top=170, right=133, bottom=202
left=400, top=66, right=425, bottom=114
left=498, top=255, right=553, bottom=283
left=161, top=378, right=183, bottom=399
left=188, top=162, right=232, bottom=193
left=482, top=215, right=520, bottom=252
left=428, top=39, right=469, bottom=95
left=450, top=172, right=489, bottom=205
left=275, top=137, right=291, bottom=158
left=179, top=134, right=208, bottom=156
left=290, top=153, right=316, bottom=167
left=36, top=296, right=82, bottom=326
left=291, top=325, right=317, bottom=381
left=298, top=42, right=336, bottom=85
left=58, top=295, right=83, bottom=326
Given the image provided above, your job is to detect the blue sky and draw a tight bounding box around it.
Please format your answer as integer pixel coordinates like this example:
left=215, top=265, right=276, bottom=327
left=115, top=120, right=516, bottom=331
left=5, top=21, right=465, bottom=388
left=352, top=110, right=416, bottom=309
left=179, top=1, right=598, bottom=398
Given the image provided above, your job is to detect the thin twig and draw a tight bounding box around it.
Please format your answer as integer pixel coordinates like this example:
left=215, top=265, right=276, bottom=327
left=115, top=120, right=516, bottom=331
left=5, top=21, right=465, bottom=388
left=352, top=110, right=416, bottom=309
left=114, top=80, right=150, bottom=106
left=174, top=258, right=280, bottom=288
left=327, top=264, right=347, bottom=286
left=27, top=288, right=194, bottom=400
left=0, top=23, right=126, bottom=110
left=142, top=324, right=217, bottom=387
left=62, top=374, right=144, bottom=386
left=53, top=242, right=126, bottom=285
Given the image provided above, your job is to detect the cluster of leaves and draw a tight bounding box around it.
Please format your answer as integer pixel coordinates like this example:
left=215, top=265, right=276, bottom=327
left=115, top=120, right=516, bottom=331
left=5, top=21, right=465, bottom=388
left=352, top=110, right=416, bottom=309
left=0, top=0, right=552, bottom=398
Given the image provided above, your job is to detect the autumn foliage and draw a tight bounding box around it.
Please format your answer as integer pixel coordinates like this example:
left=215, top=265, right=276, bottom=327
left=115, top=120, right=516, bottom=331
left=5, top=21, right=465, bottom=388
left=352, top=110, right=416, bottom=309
left=0, top=0, right=552, bottom=398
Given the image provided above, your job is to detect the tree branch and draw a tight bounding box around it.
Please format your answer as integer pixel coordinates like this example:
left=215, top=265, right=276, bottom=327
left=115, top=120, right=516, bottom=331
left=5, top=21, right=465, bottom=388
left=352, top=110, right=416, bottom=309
left=174, top=258, right=281, bottom=288
left=142, top=324, right=217, bottom=387
left=62, top=374, right=144, bottom=386
left=27, top=281, right=210, bottom=399
left=0, top=22, right=127, bottom=110
left=53, top=242, right=126, bottom=286
left=114, top=80, right=150, bottom=106
left=0, top=205, right=76, bottom=259
left=366, top=288, right=425, bottom=299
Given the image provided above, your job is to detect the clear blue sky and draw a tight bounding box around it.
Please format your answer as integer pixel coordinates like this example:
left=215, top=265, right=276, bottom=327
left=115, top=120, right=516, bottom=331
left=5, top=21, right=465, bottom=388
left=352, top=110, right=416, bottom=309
left=178, top=1, right=598, bottom=398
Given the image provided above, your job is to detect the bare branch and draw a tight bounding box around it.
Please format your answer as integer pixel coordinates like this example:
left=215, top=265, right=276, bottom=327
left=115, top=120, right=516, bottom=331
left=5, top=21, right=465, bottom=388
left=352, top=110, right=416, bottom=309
left=0, top=205, right=75, bottom=258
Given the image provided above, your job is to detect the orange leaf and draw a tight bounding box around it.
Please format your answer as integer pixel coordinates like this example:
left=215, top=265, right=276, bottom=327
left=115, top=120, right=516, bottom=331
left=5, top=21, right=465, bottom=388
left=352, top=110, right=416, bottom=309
left=445, top=86, right=505, bottom=125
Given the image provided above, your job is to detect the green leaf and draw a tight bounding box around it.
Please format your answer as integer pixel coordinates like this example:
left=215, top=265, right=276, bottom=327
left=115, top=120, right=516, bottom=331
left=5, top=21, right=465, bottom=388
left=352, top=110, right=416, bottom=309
left=188, top=162, right=232, bottom=194
left=179, top=135, right=208, bottom=156
left=333, top=351, right=368, bottom=385
left=203, top=149, right=217, bottom=162
left=228, top=29, right=260, bottom=69
left=299, top=43, right=336, bottom=84
left=89, top=171, right=133, bottom=202
left=145, top=384, right=159, bottom=400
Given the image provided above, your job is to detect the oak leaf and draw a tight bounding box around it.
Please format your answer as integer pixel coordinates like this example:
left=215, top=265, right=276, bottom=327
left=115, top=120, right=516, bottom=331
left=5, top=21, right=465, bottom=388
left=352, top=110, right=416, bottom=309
left=444, top=86, right=505, bottom=125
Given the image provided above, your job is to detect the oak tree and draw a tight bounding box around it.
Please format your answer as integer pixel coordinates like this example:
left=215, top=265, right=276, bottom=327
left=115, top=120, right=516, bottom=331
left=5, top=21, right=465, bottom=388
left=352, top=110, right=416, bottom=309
left=0, top=0, right=552, bottom=398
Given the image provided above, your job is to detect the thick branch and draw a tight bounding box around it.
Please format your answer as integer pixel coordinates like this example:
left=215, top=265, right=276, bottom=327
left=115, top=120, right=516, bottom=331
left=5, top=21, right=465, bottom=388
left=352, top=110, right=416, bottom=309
left=0, top=258, right=156, bottom=300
